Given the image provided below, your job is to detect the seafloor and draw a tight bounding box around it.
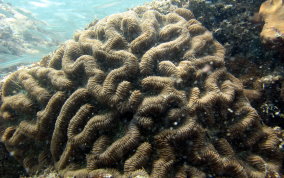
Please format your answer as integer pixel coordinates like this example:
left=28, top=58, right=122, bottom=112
left=0, top=0, right=283, bottom=177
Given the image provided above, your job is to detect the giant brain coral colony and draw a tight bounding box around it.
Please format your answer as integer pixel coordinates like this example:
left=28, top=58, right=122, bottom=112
left=0, top=8, right=282, bottom=177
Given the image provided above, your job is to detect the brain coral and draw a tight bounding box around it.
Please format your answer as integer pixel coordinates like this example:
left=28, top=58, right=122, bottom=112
left=0, top=8, right=282, bottom=177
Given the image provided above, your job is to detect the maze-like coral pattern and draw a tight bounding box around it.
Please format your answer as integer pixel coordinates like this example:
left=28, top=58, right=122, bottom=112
left=0, top=8, right=282, bottom=177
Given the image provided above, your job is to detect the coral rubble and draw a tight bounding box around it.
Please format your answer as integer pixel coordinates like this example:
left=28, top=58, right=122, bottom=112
left=259, top=0, right=284, bottom=50
left=0, top=8, right=282, bottom=177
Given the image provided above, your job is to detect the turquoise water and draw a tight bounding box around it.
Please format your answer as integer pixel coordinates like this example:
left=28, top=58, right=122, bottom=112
left=4, top=0, right=151, bottom=40
left=0, top=0, right=151, bottom=70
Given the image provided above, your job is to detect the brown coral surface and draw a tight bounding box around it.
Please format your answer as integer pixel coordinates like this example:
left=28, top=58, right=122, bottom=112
left=259, top=0, right=284, bottom=49
left=0, top=8, right=282, bottom=178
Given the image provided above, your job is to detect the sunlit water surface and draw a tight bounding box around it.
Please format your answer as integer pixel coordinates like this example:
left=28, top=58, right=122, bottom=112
left=0, top=0, right=151, bottom=74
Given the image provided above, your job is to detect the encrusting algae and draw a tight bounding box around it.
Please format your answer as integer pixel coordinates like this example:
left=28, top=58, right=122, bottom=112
left=0, top=7, right=283, bottom=178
